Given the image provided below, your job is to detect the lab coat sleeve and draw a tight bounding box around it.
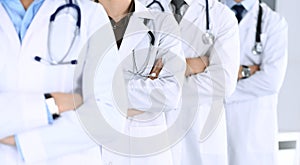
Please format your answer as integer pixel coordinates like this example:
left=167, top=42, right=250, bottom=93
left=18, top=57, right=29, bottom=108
left=226, top=15, right=288, bottom=103
left=190, top=9, right=240, bottom=103
left=127, top=14, right=186, bottom=112
left=15, top=111, right=98, bottom=163
left=0, top=92, right=49, bottom=139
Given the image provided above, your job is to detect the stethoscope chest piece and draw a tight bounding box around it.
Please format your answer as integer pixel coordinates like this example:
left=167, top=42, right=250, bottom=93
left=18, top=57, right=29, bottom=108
left=202, top=31, right=215, bottom=45
left=252, top=3, right=264, bottom=55
left=252, top=42, right=263, bottom=55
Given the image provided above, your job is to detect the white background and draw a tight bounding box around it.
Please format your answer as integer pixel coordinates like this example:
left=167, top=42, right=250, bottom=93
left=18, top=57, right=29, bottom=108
left=276, top=0, right=300, bottom=132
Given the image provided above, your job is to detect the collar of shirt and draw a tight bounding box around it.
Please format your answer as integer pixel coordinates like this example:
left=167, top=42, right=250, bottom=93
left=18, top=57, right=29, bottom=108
left=168, top=0, right=213, bottom=7
left=225, top=0, right=256, bottom=11
left=0, top=0, right=45, bottom=42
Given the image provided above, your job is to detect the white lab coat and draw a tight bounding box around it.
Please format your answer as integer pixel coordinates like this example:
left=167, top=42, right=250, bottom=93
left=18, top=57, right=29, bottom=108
left=225, top=1, right=288, bottom=165
left=140, top=0, right=240, bottom=164
left=101, top=1, right=186, bottom=165
left=0, top=0, right=116, bottom=164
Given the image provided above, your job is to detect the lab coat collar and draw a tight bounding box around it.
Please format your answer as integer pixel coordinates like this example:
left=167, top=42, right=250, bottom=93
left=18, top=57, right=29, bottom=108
left=239, top=0, right=260, bottom=28
left=0, top=3, right=20, bottom=47
left=0, top=0, right=58, bottom=48
left=180, top=0, right=215, bottom=27
left=118, top=0, right=153, bottom=60
left=20, top=0, right=59, bottom=47
left=132, top=0, right=154, bottom=20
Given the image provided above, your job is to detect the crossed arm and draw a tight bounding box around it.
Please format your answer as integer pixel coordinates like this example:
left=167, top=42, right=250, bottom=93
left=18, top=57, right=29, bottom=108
left=0, top=92, right=83, bottom=146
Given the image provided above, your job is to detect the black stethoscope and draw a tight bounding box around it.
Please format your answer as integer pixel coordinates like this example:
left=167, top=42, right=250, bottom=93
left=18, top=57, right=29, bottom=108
left=34, top=0, right=81, bottom=65
left=202, top=0, right=214, bottom=45
left=252, top=3, right=263, bottom=55
left=146, top=0, right=215, bottom=45
left=146, top=0, right=165, bottom=12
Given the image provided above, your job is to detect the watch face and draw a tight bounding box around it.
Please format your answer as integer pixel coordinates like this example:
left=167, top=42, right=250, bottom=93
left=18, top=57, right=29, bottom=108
left=242, top=67, right=251, bottom=78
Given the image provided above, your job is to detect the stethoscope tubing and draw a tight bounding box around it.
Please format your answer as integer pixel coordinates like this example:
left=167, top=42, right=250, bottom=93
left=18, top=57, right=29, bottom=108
left=35, top=0, right=81, bottom=65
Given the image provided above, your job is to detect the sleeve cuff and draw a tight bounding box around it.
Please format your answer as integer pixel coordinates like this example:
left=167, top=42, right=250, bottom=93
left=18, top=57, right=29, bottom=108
left=16, top=131, right=47, bottom=163
left=15, top=135, right=25, bottom=161
left=45, top=102, right=54, bottom=124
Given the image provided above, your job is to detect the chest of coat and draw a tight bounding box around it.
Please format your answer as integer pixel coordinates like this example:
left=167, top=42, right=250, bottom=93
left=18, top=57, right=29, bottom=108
left=0, top=6, right=87, bottom=93
left=180, top=5, right=217, bottom=58
left=239, top=15, right=268, bottom=65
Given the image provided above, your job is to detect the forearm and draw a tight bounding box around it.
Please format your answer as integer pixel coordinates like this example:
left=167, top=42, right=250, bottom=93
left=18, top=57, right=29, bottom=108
left=226, top=64, right=287, bottom=103
left=127, top=73, right=182, bottom=112
left=237, top=65, right=260, bottom=80
left=190, top=48, right=239, bottom=101
left=185, top=56, right=209, bottom=76
left=0, top=136, right=15, bottom=146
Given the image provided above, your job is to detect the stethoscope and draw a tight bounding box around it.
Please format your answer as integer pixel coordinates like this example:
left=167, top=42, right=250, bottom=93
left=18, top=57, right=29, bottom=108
left=130, top=31, right=157, bottom=78
left=146, top=0, right=215, bottom=45
left=146, top=0, right=165, bottom=12
left=34, top=0, right=81, bottom=65
left=202, top=0, right=214, bottom=45
left=252, top=3, right=263, bottom=55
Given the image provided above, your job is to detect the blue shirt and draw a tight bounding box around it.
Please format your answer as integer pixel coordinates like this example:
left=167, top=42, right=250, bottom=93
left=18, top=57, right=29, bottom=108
left=225, top=0, right=256, bottom=17
left=0, top=0, right=44, bottom=42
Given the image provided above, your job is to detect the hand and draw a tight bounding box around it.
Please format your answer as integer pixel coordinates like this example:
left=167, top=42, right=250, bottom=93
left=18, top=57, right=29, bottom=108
left=148, top=58, right=163, bottom=80
left=127, top=109, right=144, bottom=117
left=50, top=93, right=83, bottom=113
left=0, top=136, right=16, bottom=146
left=185, top=56, right=209, bottom=76
left=238, top=65, right=260, bottom=80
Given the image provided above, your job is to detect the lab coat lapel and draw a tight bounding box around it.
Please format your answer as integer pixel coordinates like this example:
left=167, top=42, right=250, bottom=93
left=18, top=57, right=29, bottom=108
left=239, top=0, right=260, bottom=42
left=0, top=3, right=20, bottom=48
left=180, top=2, right=201, bottom=27
left=118, top=3, right=153, bottom=60
left=21, top=0, right=60, bottom=47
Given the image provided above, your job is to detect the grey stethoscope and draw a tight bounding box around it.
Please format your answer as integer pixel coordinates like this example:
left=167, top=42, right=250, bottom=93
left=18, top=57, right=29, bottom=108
left=252, top=2, right=263, bottom=55
left=146, top=0, right=215, bottom=45
left=34, top=0, right=81, bottom=65
left=130, top=31, right=157, bottom=78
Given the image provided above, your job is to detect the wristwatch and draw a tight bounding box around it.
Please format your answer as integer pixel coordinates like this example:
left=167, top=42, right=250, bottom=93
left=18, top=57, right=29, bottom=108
left=44, top=93, right=60, bottom=119
left=241, top=65, right=251, bottom=79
